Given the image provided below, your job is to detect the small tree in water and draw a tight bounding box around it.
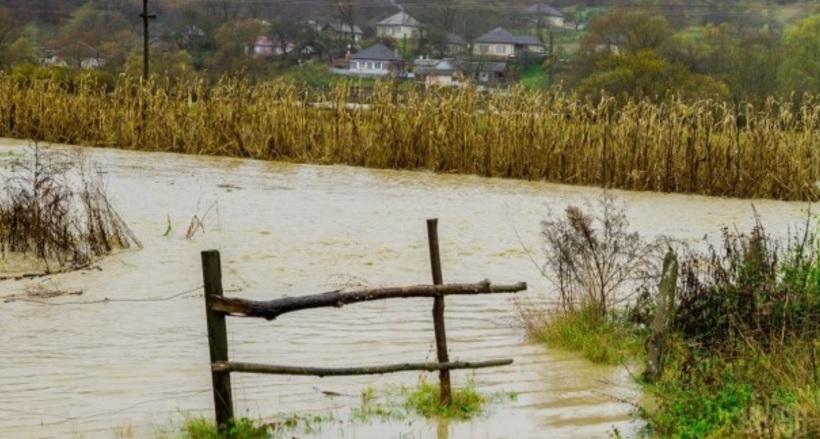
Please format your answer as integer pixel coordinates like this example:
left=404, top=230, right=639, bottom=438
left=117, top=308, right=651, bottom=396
left=541, top=194, right=662, bottom=317
left=0, top=144, right=139, bottom=272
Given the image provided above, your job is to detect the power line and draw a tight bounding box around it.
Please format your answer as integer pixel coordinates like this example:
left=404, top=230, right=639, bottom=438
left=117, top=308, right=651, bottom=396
left=141, top=0, right=157, bottom=80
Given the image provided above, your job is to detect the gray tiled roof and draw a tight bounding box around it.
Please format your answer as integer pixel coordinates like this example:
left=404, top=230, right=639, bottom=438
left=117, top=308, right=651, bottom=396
left=351, top=43, right=401, bottom=61
left=526, top=4, right=564, bottom=17
left=413, top=58, right=457, bottom=75
left=474, top=27, right=544, bottom=46
left=462, top=61, right=508, bottom=73
left=377, top=11, right=422, bottom=27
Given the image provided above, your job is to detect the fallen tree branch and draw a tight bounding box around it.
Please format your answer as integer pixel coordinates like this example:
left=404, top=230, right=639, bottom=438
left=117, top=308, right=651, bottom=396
left=211, top=359, right=514, bottom=377
left=210, top=280, right=527, bottom=320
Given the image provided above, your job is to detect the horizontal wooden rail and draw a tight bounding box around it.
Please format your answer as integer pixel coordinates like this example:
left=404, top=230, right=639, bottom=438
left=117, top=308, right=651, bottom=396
left=211, top=359, right=514, bottom=377
left=210, top=280, right=527, bottom=320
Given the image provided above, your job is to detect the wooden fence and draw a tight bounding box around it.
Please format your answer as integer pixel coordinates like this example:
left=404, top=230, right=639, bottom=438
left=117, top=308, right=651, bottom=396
left=201, top=218, right=527, bottom=428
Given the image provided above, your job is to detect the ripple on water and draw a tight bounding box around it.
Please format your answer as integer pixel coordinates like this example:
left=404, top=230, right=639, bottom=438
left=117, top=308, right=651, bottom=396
left=0, top=139, right=813, bottom=438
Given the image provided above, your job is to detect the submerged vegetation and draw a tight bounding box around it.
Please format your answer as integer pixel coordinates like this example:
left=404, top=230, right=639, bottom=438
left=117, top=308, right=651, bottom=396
left=522, top=197, right=820, bottom=437
left=0, top=77, right=817, bottom=201
left=353, top=379, right=511, bottom=422
left=0, top=145, right=138, bottom=272
left=168, top=380, right=512, bottom=439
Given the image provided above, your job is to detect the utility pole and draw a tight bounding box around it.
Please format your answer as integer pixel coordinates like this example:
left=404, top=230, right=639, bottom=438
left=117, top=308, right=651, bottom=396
left=140, top=0, right=157, bottom=80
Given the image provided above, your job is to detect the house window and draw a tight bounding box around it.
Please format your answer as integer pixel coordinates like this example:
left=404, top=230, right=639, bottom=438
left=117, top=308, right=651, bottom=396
left=478, top=44, right=489, bottom=54
left=351, top=61, right=358, bottom=69
left=496, top=45, right=506, bottom=54
left=366, top=62, right=373, bottom=69
left=375, top=62, right=382, bottom=69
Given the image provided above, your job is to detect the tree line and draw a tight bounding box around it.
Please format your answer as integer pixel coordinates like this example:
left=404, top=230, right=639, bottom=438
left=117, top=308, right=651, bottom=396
left=0, top=0, right=817, bottom=101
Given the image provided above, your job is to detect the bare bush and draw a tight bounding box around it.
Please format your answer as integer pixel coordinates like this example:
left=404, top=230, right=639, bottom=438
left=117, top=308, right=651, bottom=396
left=0, top=145, right=139, bottom=272
left=541, top=194, right=664, bottom=316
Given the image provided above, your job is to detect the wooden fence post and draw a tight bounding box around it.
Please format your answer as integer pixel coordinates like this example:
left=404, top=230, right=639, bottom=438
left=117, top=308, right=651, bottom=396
left=202, top=250, right=234, bottom=429
left=426, top=219, right=452, bottom=405
left=644, top=249, right=678, bottom=382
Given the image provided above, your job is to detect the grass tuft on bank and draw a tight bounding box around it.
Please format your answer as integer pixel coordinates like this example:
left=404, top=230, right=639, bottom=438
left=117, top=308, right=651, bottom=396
left=527, top=304, right=645, bottom=365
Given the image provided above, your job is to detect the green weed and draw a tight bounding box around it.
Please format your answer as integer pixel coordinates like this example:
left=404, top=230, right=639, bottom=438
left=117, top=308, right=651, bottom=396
left=531, top=304, right=645, bottom=365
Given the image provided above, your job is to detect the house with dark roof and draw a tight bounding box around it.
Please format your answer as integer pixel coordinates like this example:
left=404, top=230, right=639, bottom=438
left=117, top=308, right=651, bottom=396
left=526, top=4, right=565, bottom=27
left=413, top=58, right=460, bottom=87
left=445, top=33, right=469, bottom=55
left=462, top=61, right=509, bottom=84
left=525, top=3, right=564, bottom=27
left=324, top=23, right=364, bottom=43
left=376, top=11, right=424, bottom=40
left=413, top=58, right=509, bottom=87
left=472, top=27, right=545, bottom=59
left=348, top=43, right=402, bottom=76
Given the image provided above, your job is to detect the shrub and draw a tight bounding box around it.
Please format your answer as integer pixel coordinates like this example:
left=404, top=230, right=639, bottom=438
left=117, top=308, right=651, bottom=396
left=0, top=145, right=138, bottom=271
left=540, top=194, right=663, bottom=316
left=675, top=217, right=820, bottom=350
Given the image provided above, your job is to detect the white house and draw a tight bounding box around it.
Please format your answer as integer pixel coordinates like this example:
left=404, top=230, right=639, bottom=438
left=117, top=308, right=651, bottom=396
left=248, top=35, right=295, bottom=57
left=413, top=58, right=460, bottom=87
left=349, top=43, right=402, bottom=76
left=413, top=58, right=509, bottom=87
left=250, top=35, right=274, bottom=57
left=80, top=57, right=105, bottom=69
left=375, top=11, right=424, bottom=40
left=526, top=4, right=565, bottom=28
left=472, top=27, right=545, bottom=59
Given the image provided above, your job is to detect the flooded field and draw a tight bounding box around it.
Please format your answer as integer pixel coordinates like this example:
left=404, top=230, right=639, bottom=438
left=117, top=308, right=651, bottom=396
left=0, top=138, right=812, bottom=438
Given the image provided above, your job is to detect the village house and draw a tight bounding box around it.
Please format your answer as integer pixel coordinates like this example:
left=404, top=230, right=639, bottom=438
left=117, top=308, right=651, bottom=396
left=472, top=27, right=545, bottom=59
left=525, top=4, right=565, bottom=28
left=80, top=57, right=105, bottom=69
left=413, top=58, right=509, bottom=88
left=249, top=35, right=274, bottom=57
left=247, top=35, right=295, bottom=57
left=463, top=61, right=508, bottom=85
left=375, top=11, right=424, bottom=40
left=324, top=23, right=364, bottom=43
left=413, top=58, right=460, bottom=87
left=444, top=33, right=469, bottom=55
left=348, top=43, right=402, bottom=76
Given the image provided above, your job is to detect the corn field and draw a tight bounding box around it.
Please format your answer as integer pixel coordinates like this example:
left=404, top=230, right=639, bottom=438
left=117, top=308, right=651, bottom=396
left=0, top=76, right=817, bottom=200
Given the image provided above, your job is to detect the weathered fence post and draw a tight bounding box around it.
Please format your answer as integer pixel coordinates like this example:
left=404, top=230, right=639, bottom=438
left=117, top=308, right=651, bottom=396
left=202, top=250, right=234, bottom=429
left=645, top=249, right=678, bottom=382
left=427, top=219, right=452, bottom=405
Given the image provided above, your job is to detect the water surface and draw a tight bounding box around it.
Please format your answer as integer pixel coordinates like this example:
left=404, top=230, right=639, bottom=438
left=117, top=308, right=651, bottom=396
left=0, top=139, right=811, bottom=438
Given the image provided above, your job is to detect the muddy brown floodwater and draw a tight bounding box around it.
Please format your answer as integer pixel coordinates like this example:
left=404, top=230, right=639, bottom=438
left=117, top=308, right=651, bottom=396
left=0, top=138, right=813, bottom=438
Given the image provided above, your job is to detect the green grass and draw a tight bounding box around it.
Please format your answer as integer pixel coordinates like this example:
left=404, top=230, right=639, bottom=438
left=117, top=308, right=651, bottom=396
left=532, top=304, right=645, bottom=365
left=403, top=380, right=487, bottom=420
left=278, top=61, right=375, bottom=90
left=178, top=417, right=268, bottom=439
left=519, top=64, right=551, bottom=90
left=643, top=339, right=820, bottom=438
left=172, top=413, right=335, bottom=439
left=351, top=380, right=517, bottom=422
